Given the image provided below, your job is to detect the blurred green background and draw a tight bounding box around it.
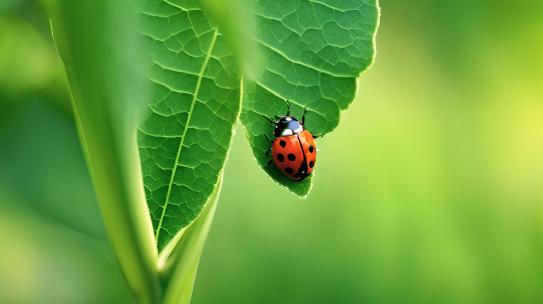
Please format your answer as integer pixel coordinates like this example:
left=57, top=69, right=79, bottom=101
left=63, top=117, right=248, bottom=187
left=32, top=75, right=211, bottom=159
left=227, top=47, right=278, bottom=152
left=2, top=0, right=543, bottom=303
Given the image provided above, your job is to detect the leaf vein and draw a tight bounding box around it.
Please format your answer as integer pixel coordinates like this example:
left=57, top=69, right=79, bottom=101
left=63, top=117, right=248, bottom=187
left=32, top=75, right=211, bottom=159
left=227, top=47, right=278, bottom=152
left=154, top=29, right=219, bottom=242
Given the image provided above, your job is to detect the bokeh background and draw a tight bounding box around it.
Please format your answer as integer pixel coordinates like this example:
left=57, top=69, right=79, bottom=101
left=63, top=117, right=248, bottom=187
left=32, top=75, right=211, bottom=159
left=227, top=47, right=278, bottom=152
left=2, top=0, right=543, bottom=303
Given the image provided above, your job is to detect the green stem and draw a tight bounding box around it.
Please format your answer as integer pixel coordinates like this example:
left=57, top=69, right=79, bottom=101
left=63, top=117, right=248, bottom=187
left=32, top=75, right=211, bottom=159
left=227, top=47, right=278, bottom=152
left=161, top=175, right=223, bottom=304
left=46, top=0, right=161, bottom=302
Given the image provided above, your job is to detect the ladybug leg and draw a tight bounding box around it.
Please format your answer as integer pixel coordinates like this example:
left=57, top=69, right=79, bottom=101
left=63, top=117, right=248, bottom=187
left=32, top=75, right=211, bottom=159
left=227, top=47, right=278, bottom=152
left=263, top=137, right=274, bottom=163
left=266, top=116, right=278, bottom=125
left=264, top=144, right=273, bottom=156
left=312, top=133, right=325, bottom=139
left=301, top=107, right=308, bottom=125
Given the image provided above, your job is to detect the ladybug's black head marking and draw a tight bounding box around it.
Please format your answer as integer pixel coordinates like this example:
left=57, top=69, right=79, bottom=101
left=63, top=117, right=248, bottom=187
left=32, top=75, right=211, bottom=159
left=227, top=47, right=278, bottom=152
left=274, top=116, right=304, bottom=137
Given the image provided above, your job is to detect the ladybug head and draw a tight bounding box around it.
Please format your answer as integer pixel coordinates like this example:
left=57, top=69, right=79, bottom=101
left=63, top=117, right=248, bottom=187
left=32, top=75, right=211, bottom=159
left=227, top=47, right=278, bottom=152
left=274, top=116, right=304, bottom=137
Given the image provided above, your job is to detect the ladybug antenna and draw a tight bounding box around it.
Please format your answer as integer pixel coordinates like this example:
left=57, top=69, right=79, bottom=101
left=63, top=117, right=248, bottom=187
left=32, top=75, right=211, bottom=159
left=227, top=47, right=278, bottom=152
left=286, top=99, right=291, bottom=116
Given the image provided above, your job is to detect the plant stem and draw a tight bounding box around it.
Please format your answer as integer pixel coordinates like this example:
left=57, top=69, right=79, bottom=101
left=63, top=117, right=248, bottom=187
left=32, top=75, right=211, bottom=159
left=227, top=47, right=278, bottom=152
left=161, top=175, right=223, bottom=304
left=47, top=0, right=162, bottom=302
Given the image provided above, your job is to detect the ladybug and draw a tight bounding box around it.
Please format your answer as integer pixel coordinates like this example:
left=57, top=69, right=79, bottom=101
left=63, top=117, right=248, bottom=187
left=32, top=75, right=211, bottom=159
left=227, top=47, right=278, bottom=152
left=268, top=104, right=317, bottom=181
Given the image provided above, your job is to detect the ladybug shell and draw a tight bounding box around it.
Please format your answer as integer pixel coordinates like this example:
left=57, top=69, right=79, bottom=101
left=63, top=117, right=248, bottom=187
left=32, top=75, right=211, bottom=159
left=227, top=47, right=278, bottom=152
left=271, top=130, right=317, bottom=181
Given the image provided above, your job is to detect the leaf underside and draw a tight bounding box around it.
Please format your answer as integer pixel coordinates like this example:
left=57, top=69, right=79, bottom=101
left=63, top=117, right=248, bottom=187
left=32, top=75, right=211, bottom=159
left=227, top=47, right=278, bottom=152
left=240, top=0, right=379, bottom=196
left=137, top=0, right=240, bottom=250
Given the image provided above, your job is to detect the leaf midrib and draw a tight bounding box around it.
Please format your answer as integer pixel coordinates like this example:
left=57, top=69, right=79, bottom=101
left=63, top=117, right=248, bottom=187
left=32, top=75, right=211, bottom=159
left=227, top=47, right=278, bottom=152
left=155, top=29, right=219, bottom=243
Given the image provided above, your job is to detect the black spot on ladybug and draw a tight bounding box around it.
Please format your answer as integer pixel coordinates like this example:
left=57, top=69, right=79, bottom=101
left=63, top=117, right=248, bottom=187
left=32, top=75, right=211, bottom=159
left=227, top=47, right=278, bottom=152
left=285, top=167, right=294, bottom=174
left=309, top=161, right=314, bottom=168
left=277, top=153, right=284, bottom=162
left=288, top=153, right=296, bottom=161
left=298, top=162, right=308, bottom=173
left=279, top=140, right=286, bottom=148
left=293, top=161, right=310, bottom=180
left=309, top=145, right=314, bottom=153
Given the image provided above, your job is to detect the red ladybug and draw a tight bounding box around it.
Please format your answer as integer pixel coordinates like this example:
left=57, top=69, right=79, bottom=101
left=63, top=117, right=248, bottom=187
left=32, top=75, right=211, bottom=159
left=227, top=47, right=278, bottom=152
left=268, top=106, right=317, bottom=181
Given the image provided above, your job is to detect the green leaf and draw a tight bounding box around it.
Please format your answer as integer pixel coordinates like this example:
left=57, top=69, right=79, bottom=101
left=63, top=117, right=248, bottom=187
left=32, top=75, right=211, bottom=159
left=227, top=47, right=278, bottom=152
left=137, top=0, right=241, bottom=251
left=47, top=0, right=162, bottom=302
left=240, top=0, right=380, bottom=196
